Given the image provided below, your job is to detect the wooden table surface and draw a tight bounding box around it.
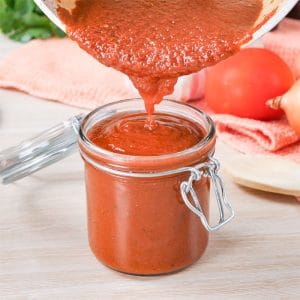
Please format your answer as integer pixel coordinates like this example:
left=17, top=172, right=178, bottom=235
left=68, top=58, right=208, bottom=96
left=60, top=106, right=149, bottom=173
left=0, top=35, right=299, bottom=300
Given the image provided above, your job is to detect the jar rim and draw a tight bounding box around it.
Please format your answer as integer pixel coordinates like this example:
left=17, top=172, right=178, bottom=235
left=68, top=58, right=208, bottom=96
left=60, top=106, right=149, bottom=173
left=78, top=99, right=215, bottom=166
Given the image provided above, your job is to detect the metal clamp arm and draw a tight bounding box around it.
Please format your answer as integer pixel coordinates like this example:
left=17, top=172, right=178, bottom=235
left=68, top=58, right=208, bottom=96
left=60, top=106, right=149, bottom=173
left=180, top=157, right=234, bottom=232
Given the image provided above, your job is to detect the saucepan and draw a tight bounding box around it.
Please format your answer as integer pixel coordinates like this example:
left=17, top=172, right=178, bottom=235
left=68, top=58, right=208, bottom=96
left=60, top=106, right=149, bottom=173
left=34, top=0, right=299, bottom=47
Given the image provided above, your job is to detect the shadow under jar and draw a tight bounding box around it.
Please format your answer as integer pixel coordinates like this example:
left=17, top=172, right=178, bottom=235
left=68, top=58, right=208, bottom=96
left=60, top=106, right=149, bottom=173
left=78, top=99, right=234, bottom=275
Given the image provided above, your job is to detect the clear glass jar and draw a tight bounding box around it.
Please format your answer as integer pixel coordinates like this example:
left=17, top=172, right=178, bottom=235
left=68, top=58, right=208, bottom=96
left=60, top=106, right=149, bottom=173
left=0, top=98, right=234, bottom=275
left=78, top=99, right=233, bottom=275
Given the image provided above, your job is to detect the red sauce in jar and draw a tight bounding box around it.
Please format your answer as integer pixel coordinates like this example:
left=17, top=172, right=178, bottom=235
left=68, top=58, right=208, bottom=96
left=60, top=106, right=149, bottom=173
left=58, top=0, right=262, bottom=113
left=87, top=113, right=204, bottom=156
left=81, top=107, right=213, bottom=274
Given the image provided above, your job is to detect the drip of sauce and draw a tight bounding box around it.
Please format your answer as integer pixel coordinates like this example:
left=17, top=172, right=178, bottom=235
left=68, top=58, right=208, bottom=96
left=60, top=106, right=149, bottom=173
left=58, top=0, right=262, bottom=114
left=87, top=113, right=204, bottom=156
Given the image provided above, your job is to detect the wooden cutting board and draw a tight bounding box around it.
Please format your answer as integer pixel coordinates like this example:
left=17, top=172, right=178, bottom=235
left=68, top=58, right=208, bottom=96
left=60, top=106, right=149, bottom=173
left=217, top=143, right=300, bottom=197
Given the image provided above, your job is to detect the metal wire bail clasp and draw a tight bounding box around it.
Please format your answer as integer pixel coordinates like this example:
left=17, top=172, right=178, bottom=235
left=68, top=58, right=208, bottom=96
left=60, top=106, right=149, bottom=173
left=180, top=157, right=234, bottom=232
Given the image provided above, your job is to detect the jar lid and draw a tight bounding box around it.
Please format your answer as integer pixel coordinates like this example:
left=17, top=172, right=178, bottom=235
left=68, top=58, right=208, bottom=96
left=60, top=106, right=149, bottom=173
left=0, top=114, right=84, bottom=184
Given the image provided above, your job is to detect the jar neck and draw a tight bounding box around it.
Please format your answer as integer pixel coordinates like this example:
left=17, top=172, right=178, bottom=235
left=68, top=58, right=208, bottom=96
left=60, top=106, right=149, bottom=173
left=79, top=99, right=216, bottom=173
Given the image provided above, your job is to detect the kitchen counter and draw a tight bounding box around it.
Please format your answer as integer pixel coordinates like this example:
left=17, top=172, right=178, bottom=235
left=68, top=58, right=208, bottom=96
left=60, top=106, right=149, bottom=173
left=0, top=35, right=299, bottom=299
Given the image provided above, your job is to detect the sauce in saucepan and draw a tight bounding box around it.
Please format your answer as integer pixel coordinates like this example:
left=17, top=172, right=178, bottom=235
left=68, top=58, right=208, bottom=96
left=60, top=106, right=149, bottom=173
left=58, top=0, right=262, bottom=114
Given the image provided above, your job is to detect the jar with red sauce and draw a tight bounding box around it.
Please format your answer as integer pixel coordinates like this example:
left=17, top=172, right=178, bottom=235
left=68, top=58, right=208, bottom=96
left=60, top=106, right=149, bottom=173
left=0, top=99, right=234, bottom=275
left=79, top=99, right=234, bottom=275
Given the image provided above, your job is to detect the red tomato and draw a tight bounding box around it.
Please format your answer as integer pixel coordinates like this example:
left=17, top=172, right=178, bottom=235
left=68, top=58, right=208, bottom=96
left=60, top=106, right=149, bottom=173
left=205, top=48, right=295, bottom=120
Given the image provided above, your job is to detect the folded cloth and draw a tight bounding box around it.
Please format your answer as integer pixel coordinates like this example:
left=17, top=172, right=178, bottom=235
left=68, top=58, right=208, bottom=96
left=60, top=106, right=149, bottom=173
left=192, top=100, right=300, bottom=164
left=0, top=38, right=136, bottom=109
left=263, top=18, right=300, bottom=78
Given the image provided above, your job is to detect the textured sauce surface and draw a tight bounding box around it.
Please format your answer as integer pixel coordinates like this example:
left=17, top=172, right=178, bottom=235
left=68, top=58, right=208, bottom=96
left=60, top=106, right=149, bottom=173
left=58, top=0, right=262, bottom=113
left=87, top=113, right=205, bottom=156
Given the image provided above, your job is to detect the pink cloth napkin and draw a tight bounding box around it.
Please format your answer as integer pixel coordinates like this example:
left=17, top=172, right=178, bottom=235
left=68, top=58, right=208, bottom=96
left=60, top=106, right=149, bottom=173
left=0, top=38, right=135, bottom=109
left=192, top=101, right=300, bottom=164
left=0, top=18, right=299, bottom=164
left=263, top=18, right=300, bottom=78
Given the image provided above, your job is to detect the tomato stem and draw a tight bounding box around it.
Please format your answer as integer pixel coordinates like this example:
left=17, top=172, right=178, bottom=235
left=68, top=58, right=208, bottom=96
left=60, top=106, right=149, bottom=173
left=266, top=96, right=282, bottom=110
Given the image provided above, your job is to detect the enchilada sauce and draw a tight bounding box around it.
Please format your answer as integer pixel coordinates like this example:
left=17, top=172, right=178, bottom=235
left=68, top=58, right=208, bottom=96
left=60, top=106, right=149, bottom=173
left=58, top=0, right=262, bottom=114
left=59, top=1, right=262, bottom=274
left=87, top=113, right=204, bottom=156
left=84, top=112, right=210, bottom=274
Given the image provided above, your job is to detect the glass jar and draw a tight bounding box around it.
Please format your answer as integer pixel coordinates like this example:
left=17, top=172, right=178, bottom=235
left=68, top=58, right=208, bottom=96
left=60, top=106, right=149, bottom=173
left=78, top=99, right=233, bottom=275
left=0, top=98, right=234, bottom=275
